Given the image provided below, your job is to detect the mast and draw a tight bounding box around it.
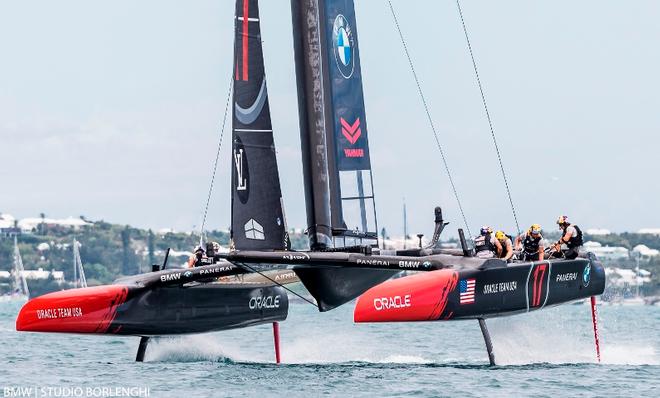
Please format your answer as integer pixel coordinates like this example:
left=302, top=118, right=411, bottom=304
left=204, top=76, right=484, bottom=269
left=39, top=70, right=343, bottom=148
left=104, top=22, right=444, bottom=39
left=13, top=236, right=29, bottom=297
left=291, top=0, right=334, bottom=250
left=72, top=238, right=77, bottom=288
left=292, top=0, right=378, bottom=250
left=73, top=238, right=87, bottom=288
left=403, top=199, right=408, bottom=249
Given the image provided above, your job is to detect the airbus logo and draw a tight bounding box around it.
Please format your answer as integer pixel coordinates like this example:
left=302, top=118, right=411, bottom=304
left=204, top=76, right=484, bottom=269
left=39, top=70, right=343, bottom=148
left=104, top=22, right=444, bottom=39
left=282, top=253, right=310, bottom=261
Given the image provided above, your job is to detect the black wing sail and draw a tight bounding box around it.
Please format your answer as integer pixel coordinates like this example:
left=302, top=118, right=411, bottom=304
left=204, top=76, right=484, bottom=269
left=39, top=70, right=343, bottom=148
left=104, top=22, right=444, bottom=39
left=293, top=0, right=378, bottom=250
left=291, top=0, right=395, bottom=311
left=231, top=0, right=288, bottom=251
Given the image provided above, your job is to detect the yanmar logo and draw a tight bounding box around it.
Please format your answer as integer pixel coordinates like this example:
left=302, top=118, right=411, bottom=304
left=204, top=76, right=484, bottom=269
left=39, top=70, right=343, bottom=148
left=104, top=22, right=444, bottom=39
left=341, top=117, right=361, bottom=144
left=341, top=117, right=364, bottom=158
left=373, top=294, right=411, bottom=311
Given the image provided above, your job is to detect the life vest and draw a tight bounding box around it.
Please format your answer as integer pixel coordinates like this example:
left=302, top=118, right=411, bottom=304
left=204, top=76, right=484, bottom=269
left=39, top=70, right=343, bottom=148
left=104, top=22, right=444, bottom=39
left=474, top=234, right=495, bottom=253
left=523, top=234, right=542, bottom=254
left=565, top=224, right=583, bottom=249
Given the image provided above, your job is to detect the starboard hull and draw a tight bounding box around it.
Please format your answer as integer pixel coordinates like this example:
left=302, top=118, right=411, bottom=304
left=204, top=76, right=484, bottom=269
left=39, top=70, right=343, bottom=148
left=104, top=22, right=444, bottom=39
left=354, top=256, right=605, bottom=322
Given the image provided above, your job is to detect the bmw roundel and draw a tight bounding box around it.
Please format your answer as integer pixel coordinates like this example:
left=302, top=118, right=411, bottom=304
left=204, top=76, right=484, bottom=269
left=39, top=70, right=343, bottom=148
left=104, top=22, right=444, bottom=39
left=582, top=263, right=591, bottom=287
left=333, top=14, right=355, bottom=79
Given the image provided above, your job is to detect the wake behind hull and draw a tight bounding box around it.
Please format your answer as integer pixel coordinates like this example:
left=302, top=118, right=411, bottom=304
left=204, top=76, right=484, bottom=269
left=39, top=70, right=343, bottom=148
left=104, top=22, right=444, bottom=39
left=354, top=256, right=605, bottom=322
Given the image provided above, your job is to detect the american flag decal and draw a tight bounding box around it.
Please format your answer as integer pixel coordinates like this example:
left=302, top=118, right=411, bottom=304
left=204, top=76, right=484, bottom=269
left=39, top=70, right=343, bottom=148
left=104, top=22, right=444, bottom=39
left=459, top=278, right=476, bottom=304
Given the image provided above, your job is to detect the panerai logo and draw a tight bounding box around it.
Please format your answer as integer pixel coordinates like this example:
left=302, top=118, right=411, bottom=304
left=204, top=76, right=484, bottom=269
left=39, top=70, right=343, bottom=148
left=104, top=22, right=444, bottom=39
left=373, top=295, right=411, bottom=311
left=556, top=272, right=578, bottom=282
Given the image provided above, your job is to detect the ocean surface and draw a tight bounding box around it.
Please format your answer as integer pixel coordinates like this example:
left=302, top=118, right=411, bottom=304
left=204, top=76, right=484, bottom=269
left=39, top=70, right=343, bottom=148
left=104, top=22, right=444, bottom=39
left=1, top=297, right=658, bottom=397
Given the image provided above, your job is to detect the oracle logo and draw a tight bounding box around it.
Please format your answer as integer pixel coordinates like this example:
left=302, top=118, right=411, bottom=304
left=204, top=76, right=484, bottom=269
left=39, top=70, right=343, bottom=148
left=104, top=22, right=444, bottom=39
left=249, top=295, right=281, bottom=310
left=373, top=294, right=411, bottom=311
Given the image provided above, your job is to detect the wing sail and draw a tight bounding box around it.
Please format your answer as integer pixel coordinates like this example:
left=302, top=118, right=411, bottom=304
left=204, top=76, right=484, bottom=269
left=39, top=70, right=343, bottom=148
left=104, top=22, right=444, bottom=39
left=231, top=0, right=288, bottom=251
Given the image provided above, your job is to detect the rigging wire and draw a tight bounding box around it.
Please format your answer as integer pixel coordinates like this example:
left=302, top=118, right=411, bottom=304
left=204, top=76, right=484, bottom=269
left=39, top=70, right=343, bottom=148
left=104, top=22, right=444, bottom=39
left=455, top=0, right=521, bottom=235
left=200, top=76, right=234, bottom=236
left=387, top=0, right=473, bottom=238
left=236, top=262, right=319, bottom=309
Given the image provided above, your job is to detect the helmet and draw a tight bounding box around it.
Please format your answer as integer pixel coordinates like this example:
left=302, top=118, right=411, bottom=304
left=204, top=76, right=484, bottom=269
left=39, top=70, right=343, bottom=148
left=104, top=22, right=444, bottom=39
left=495, top=231, right=507, bottom=241
left=529, top=224, right=542, bottom=235
left=194, top=245, right=205, bottom=253
left=556, top=215, right=569, bottom=225
left=480, top=226, right=493, bottom=236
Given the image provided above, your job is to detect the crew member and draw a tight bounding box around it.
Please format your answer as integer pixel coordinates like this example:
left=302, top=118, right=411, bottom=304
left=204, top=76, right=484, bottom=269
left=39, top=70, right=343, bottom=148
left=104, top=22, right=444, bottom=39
left=205, top=241, right=222, bottom=261
left=474, top=226, right=497, bottom=258
left=515, top=224, right=545, bottom=261
left=494, top=230, right=514, bottom=261
left=553, top=216, right=583, bottom=259
left=187, top=245, right=206, bottom=268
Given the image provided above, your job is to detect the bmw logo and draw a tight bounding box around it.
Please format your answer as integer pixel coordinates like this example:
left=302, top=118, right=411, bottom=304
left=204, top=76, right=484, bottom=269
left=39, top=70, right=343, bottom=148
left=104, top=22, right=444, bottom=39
left=582, top=263, right=591, bottom=287
left=184, top=271, right=193, bottom=278
left=332, top=14, right=355, bottom=79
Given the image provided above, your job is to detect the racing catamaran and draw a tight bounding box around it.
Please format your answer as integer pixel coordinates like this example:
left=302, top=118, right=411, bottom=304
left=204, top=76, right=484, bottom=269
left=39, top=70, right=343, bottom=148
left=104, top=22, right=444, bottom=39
left=16, top=0, right=605, bottom=365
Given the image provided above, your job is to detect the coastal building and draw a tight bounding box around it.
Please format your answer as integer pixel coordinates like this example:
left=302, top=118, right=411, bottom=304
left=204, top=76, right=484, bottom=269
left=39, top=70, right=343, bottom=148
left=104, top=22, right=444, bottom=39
left=605, top=267, right=652, bottom=288
left=0, top=268, right=65, bottom=283
left=586, top=228, right=611, bottom=236
left=638, top=228, right=660, bottom=235
left=17, top=216, right=92, bottom=233
left=632, top=244, right=660, bottom=258
left=583, top=241, right=629, bottom=260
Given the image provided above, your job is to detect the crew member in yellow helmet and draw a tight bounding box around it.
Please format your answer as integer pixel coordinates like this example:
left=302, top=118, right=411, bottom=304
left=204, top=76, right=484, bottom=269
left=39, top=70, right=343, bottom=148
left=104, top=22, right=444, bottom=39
left=515, top=224, right=545, bottom=261
left=553, top=215, right=583, bottom=259
left=494, top=230, right=514, bottom=262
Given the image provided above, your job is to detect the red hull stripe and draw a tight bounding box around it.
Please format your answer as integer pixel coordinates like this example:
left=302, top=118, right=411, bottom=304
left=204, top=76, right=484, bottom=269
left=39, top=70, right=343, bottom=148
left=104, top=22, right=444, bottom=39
left=16, top=285, right=129, bottom=334
left=354, top=270, right=458, bottom=323
left=242, top=0, right=249, bottom=81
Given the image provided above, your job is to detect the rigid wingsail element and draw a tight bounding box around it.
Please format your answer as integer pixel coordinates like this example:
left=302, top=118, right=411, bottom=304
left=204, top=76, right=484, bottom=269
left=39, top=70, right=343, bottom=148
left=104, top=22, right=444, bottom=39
left=290, top=0, right=395, bottom=310
left=231, top=0, right=289, bottom=251
left=292, top=0, right=377, bottom=250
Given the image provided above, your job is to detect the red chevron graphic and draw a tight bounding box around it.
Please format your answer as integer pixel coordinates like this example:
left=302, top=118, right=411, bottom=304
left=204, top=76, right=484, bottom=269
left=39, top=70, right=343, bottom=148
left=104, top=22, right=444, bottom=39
left=340, top=117, right=361, bottom=145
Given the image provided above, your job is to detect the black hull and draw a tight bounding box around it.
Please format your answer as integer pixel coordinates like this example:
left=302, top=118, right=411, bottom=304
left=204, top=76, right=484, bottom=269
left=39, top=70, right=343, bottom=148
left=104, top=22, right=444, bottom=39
left=112, top=283, right=288, bottom=336
left=17, top=263, right=288, bottom=336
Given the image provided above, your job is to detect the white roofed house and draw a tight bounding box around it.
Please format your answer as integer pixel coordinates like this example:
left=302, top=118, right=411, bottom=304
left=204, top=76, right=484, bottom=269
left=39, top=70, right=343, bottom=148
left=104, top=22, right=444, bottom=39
left=638, top=228, right=660, bottom=236
left=0, top=213, right=16, bottom=228
left=21, top=268, right=65, bottom=283
left=632, top=244, right=660, bottom=259
left=586, top=228, right=611, bottom=236
left=18, top=216, right=92, bottom=233
left=583, top=241, right=629, bottom=260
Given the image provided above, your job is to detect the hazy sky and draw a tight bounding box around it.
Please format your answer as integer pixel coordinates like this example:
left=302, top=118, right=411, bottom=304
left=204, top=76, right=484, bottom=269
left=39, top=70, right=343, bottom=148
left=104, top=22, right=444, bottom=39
left=1, top=0, right=658, bottom=238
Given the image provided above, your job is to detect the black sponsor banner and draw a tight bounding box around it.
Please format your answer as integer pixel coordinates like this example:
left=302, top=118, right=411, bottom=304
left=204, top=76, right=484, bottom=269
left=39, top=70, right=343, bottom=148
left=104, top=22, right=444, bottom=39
left=324, top=0, right=371, bottom=171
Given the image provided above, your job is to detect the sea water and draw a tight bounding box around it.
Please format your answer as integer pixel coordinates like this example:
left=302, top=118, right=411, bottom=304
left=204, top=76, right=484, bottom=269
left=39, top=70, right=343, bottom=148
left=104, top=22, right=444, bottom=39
left=1, top=298, right=658, bottom=397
